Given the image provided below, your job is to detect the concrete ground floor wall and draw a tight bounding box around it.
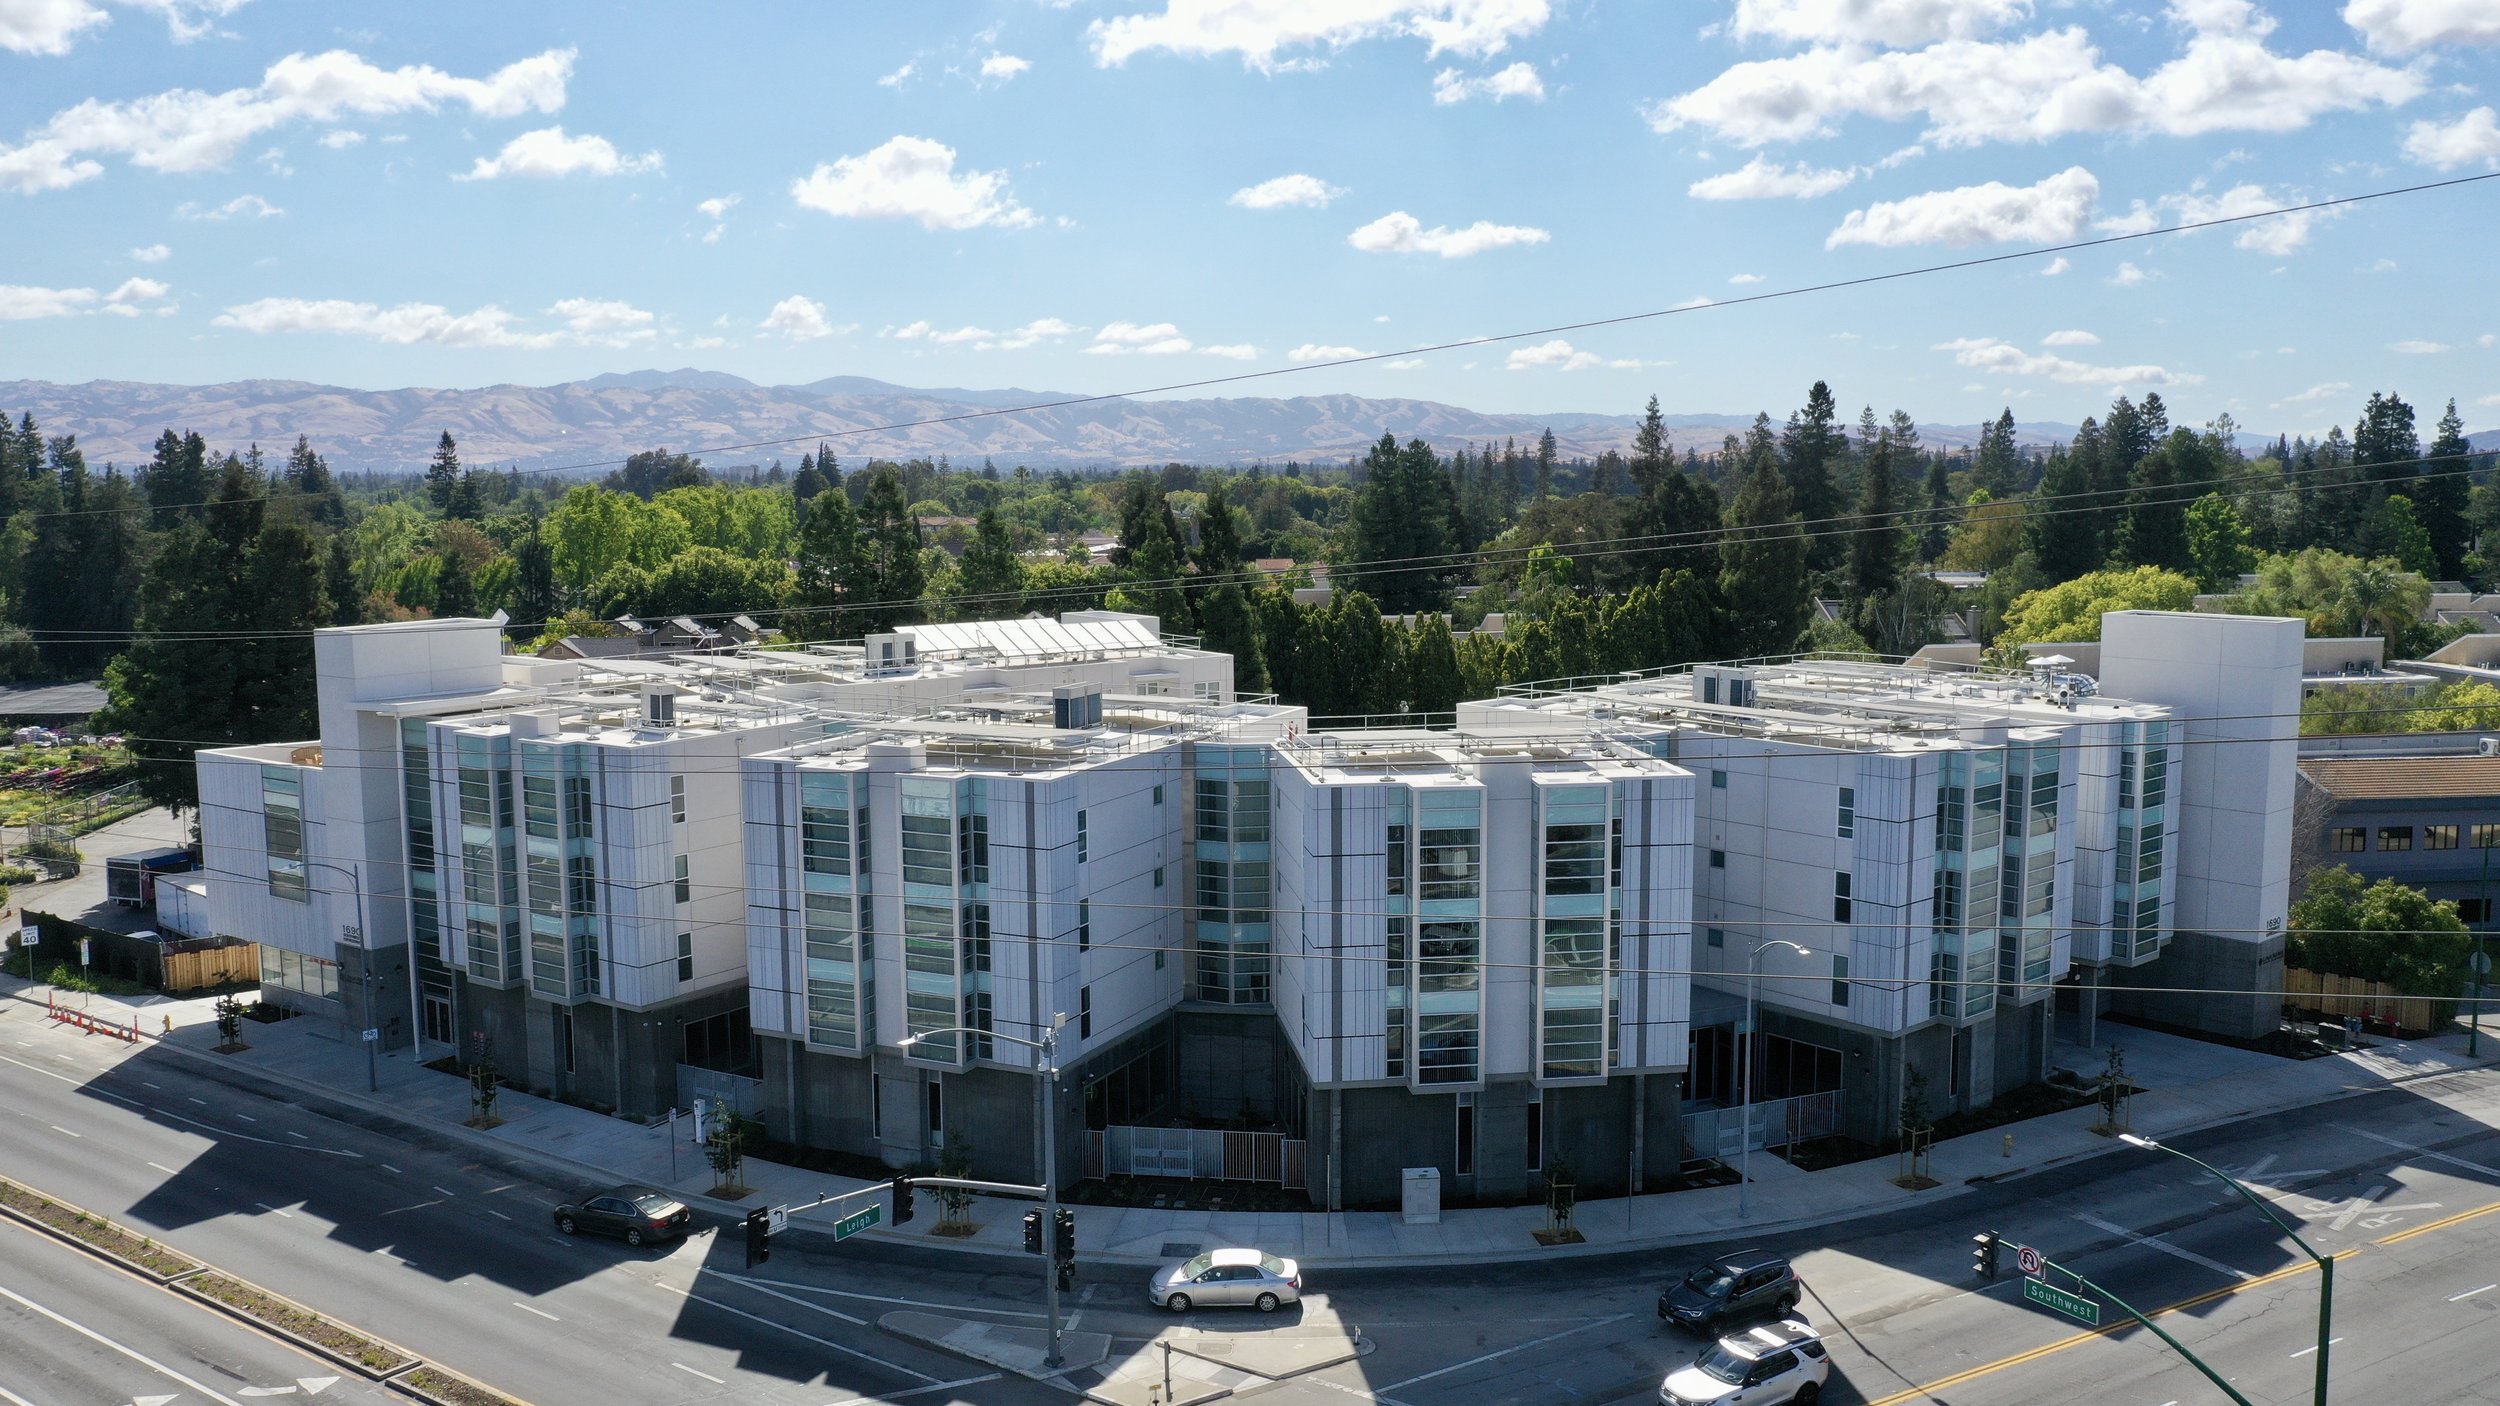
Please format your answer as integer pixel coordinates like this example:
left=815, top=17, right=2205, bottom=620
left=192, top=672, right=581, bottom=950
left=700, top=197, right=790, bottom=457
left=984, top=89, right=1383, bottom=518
left=424, top=977, right=748, bottom=1122
left=2109, top=930, right=2287, bottom=1040
left=1750, top=996, right=2050, bottom=1147
left=1307, top=1073, right=1691, bottom=1212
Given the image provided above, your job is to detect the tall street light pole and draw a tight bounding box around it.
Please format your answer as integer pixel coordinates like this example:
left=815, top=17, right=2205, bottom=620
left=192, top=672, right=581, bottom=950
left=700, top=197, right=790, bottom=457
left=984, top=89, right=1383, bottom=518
left=1740, top=939, right=1811, bottom=1221
left=902, top=1016, right=1069, bottom=1369
left=305, top=858, right=375, bottom=1093
left=2122, top=1133, right=2332, bottom=1406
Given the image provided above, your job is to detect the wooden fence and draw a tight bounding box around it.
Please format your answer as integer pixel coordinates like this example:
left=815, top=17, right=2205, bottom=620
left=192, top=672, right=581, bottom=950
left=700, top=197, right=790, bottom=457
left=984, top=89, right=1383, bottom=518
left=2284, top=967, right=2456, bottom=1037
left=163, top=943, right=258, bottom=993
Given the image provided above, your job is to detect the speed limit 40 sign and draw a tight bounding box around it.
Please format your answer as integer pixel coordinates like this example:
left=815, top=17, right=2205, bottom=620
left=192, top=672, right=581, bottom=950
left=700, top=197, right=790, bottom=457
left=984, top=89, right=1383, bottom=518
left=2017, top=1245, right=2044, bottom=1277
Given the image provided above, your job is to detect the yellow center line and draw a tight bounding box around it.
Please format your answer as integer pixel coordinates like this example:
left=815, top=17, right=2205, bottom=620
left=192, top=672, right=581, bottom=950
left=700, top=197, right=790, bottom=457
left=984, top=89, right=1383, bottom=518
left=1864, top=1251, right=2355, bottom=1406
left=2375, top=1197, right=2500, bottom=1245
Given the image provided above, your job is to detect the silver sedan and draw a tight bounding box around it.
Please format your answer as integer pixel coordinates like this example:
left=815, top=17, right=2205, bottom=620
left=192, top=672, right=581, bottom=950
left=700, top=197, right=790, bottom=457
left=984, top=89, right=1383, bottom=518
left=1147, top=1247, right=1303, bottom=1312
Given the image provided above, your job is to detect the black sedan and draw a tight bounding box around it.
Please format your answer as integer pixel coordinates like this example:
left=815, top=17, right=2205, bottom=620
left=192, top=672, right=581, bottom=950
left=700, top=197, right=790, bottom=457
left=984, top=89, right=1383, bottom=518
left=554, top=1185, right=691, bottom=1246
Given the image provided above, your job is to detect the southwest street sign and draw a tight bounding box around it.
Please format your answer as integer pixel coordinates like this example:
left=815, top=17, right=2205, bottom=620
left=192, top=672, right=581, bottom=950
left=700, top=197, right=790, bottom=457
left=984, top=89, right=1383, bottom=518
left=2024, top=1278, right=2101, bottom=1325
left=834, top=1204, right=882, bottom=1241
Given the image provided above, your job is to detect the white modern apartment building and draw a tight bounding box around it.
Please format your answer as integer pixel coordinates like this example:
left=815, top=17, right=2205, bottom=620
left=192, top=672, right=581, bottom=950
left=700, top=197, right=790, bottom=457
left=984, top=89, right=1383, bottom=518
left=200, top=606, right=2298, bottom=1209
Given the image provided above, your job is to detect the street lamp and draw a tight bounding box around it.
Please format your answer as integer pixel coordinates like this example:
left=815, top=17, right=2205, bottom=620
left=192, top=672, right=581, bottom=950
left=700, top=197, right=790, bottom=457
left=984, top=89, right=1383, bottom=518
left=303, top=858, right=375, bottom=1093
left=2121, top=1133, right=2332, bottom=1406
left=901, top=1016, right=1070, bottom=1369
left=1739, top=939, right=1811, bottom=1221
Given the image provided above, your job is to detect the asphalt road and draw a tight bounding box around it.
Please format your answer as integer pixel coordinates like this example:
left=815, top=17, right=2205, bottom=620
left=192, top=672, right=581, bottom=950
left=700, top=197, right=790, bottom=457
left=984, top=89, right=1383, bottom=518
left=7, top=988, right=2500, bottom=1406
left=0, top=1216, right=400, bottom=1406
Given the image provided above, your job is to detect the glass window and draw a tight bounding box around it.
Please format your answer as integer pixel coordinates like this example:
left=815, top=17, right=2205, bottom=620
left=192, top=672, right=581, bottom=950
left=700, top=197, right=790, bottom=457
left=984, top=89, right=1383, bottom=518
left=801, top=773, right=853, bottom=877
left=1454, top=1098, right=1475, bottom=1175
left=1709, top=849, right=1726, bottom=869
left=2332, top=827, right=2366, bottom=853
left=674, top=853, right=691, bottom=903
left=1711, top=769, right=1727, bottom=789
left=2378, top=826, right=2414, bottom=852
left=1707, top=926, right=1724, bottom=948
left=671, top=775, right=686, bottom=824
left=2460, top=898, right=2491, bottom=924
left=677, top=931, right=693, bottom=982
left=2479, top=824, right=2500, bottom=849
left=1153, top=784, right=1164, bottom=807
left=902, top=783, right=954, bottom=887
left=1078, top=899, right=1090, bottom=950
left=1837, top=786, right=1855, bottom=839
left=1418, top=826, right=1483, bottom=901
left=1076, top=809, right=1088, bottom=862
left=1080, top=986, right=1092, bottom=1039
left=1832, top=954, right=1850, bottom=1006
left=1833, top=871, right=1852, bottom=922
left=2426, top=824, right=2459, bottom=850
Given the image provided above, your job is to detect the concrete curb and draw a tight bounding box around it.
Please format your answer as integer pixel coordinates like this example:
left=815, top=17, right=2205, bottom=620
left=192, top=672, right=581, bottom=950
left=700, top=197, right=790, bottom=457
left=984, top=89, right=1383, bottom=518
left=879, top=1309, right=1110, bottom=1378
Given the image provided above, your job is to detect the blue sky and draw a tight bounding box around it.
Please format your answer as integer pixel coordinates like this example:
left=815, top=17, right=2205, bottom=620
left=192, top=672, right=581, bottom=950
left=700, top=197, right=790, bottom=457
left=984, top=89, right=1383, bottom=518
left=2, top=0, right=2497, bottom=436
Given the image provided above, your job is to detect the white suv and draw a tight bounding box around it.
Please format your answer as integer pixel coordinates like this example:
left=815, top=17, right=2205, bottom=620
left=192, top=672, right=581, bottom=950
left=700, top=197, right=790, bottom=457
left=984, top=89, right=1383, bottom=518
left=1660, top=1319, right=1829, bottom=1405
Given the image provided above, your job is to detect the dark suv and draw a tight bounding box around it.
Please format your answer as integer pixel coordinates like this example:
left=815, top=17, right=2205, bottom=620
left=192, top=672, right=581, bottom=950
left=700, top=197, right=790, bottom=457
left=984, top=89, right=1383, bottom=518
left=1657, top=1250, right=1803, bottom=1336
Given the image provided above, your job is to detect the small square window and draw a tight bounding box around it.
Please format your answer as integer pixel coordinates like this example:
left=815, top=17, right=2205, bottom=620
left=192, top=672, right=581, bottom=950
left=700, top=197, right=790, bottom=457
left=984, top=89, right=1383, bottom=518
left=1154, top=865, right=1165, bottom=889
left=1154, top=949, right=1165, bottom=969
left=1707, top=927, right=1725, bottom=948
left=674, top=853, right=691, bottom=904
left=2378, top=826, right=2414, bottom=852
left=1709, top=849, right=1726, bottom=869
left=1711, top=769, right=1728, bottom=790
left=676, top=931, right=693, bottom=982
left=1153, top=784, right=1165, bottom=806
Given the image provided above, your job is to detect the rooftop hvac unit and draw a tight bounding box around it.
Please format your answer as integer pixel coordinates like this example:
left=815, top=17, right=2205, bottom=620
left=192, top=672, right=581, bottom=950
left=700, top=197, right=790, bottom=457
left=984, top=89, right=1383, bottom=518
left=1693, top=665, right=1757, bottom=709
left=864, top=633, right=920, bottom=677
left=2480, top=736, right=2500, bottom=758
left=1051, top=684, right=1104, bottom=730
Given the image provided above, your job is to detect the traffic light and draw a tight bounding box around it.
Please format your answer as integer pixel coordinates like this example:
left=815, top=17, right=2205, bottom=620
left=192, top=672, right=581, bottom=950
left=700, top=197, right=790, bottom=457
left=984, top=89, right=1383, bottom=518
left=1053, top=1208, right=1076, bottom=1264
left=744, top=1207, right=772, bottom=1268
left=1973, top=1231, right=1999, bottom=1281
left=1022, top=1209, right=1043, bottom=1255
left=891, top=1174, right=914, bottom=1225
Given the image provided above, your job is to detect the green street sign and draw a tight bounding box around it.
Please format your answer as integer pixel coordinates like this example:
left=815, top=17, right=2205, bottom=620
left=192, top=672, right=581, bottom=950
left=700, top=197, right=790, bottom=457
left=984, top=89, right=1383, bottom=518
left=834, top=1204, right=883, bottom=1240
left=2023, top=1277, right=2100, bottom=1325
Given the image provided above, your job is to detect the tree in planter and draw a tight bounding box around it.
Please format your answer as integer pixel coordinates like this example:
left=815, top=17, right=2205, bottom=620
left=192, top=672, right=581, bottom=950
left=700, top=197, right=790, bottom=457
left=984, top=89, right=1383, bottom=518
left=932, top=1141, right=976, bottom=1234
left=467, top=1032, right=501, bottom=1127
left=2092, top=1046, right=2132, bottom=1135
left=1894, top=1065, right=1936, bottom=1187
left=1542, top=1153, right=1579, bottom=1241
left=706, top=1107, right=756, bottom=1195
left=213, top=995, right=245, bottom=1051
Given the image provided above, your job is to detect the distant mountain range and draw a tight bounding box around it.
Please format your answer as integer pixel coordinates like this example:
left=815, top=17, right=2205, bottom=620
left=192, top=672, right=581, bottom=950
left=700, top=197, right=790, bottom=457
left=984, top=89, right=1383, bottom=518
left=0, top=370, right=2482, bottom=474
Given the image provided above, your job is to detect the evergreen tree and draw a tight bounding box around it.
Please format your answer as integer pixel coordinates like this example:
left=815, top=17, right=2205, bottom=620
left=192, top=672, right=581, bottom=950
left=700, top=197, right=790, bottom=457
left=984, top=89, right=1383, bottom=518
left=1717, top=416, right=1810, bottom=658
left=1780, top=380, right=1846, bottom=573
left=2419, top=399, right=2472, bottom=580
left=851, top=467, right=926, bottom=634
left=1400, top=613, right=1463, bottom=716
left=143, top=428, right=210, bottom=529
left=1196, top=581, right=1266, bottom=693
left=282, top=434, right=343, bottom=526
left=434, top=547, right=479, bottom=618
left=324, top=533, right=364, bottom=626
left=2030, top=440, right=2100, bottom=581
left=1345, top=434, right=1458, bottom=613
left=1971, top=408, right=2020, bottom=498
left=2354, top=392, right=2421, bottom=490
left=1632, top=397, right=1671, bottom=497
left=512, top=529, right=561, bottom=627
left=1194, top=482, right=1247, bottom=579
left=1847, top=427, right=1902, bottom=601
left=953, top=507, right=1025, bottom=617
left=791, top=482, right=865, bottom=638
left=425, top=431, right=461, bottom=515
left=1533, top=428, right=1558, bottom=504
left=2117, top=430, right=2205, bottom=574
left=1498, top=438, right=1523, bottom=523
left=1917, top=456, right=1953, bottom=562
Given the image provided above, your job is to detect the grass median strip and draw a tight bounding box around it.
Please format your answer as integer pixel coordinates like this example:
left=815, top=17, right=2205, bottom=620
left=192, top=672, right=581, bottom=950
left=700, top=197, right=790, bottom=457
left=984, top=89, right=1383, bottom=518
left=0, top=1174, right=197, bottom=1278
left=397, top=1365, right=529, bottom=1406
left=179, top=1272, right=416, bottom=1374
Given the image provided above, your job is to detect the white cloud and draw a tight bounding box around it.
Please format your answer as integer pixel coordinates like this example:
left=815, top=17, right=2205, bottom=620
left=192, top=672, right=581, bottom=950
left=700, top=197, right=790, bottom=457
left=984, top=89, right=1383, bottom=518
left=1090, top=320, right=1193, bottom=355
left=980, top=52, right=1032, bottom=80
left=2042, top=256, right=2070, bottom=275
left=888, top=316, right=1077, bottom=350
left=762, top=295, right=836, bottom=341
left=2108, top=260, right=2149, bottom=284
left=2482, top=394, right=2500, bottom=408
left=2042, top=328, right=2100, bottom=345
left=129, top=241, right=169, bottom=262
left=1229, top=172, right=1346, bottom=209
left=2389, top=338, right=2450, bottom=353
left=1289, top=343, right=1365, bottom=361
left=2095, top=181, right=2332, bottom=253
left=1935, top=335, right=2197, bottom=386
left=0, top=283, right=100, bottom=318
left=2402, top=107, right=2500, bottom=169
left=1386, top=358, right=1428, bottom=370
left=0, top=0, right=246, bottom=54
left=1507, top=338, right=1603, bottom=371
left=991, top=317, right=1078, bottom=350
left=2344, top=0, right=2500, bottom=53
left=1729, top=0, right=2032, bottom=47
left=1729, top=272, right=1765, bottom=284
left=0, top=46, right=573, bottom=193
left=213, top=296, right=566, bottom=348
left=697, top=192, right=738, bottom=243
left=550, top=297, right=655, bottom=346
left=686, top=335, right=726, bottom=350
left=2275, top=381, right=2351, bottom=405
left=1347, top=209, right=1550, bottom=257
left=2481, top=333, right=2497, bottom=348
left=878, top=62, right=915, bottom=87
left=1431, top=61, right=1544, bottom=104
left=1687, top=154, right=1858, bottom=200
left=1201, top=342, right=1259, bottom=359
left=791, top=135, right=1037, bottom=230
left=1649, top=23, right=2423, bottom=151
left=1090, top=0, right=1553, bottom=70
left=317, top=128, right=363, bottom=149
left=461, top=125, right=658, bottom=180
left=1825, top=166, right=2097, bottom=248
left=175, top=192, right=281, bottom=219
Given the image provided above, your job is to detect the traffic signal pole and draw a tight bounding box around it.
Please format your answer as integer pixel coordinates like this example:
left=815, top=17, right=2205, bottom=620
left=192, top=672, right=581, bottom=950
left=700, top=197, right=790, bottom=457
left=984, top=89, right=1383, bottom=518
left=1981, top=1231, right=2258, bottom=1406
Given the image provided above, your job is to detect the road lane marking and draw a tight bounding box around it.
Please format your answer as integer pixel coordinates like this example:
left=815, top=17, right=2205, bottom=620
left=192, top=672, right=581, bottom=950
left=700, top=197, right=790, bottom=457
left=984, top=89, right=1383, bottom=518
left=483, top=1208, right=511, bottom=1221
left=187, top=1097, right=206, bottom=1105
left=377, top=1200, right=447, bottom=1216
left=2288, top=1337, right=2343, bottom=1358
left=286, top=1130, right=309, bottom=1141
left=432, top=1185, right=456, bottom=1197
left=2075, top=1213, right=2254, bottom=1281
left=147, top=1162, right=179, bottom=1175
left=2376, top=1198, right=2500, bottom=1245
left=233, top=1114, right=255, bottom=1122
left=0, top=1380, right=39, bottom=1406
left=671, top=1365, right=724, bottom=1384
left=511, top=1302, right=559, bottom=1321
left=1065, top=1282, right=1098, bottom=1332
left=2451, top=1284, right=2497, bottom=1301
left=2342, top=1125, right=2500, bottom=1178
left=0, top=1282, right=246, bottom=1406
left=1374, top=1313, right=1631, bottom=1394
left=381, top=1164, right=404, bottom=1174
left=141, top=1081, right=159, bottom=1089
left=253, top=1203, right=294, bottom=1218
left=735, top=1277, right=1046, bottom=1321
left=1864, top=1252, right=2355, bottom=1406
left=704, top=1271, right=868, bottom=1324
left=649, top=1280, right=939, bottom=1383
left=47, top=1125, right=78, bottom=1138
left=825, top=1375, right=1002, bottom=1405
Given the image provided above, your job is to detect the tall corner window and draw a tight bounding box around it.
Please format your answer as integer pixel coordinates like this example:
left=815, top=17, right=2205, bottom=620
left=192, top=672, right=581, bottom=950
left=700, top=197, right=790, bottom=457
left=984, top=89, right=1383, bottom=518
left=1837, top=786, right=1855, bottom=839
left=1076, top=809, right=1088, bottom=862
left=674, top=853, right=691, bottom=904
left=1833, top=871, right=1853, bottom=922
left=1831, top=954, right=1851, bottom=1006
left=1079, top=986, right=1093, bottom=1039
left=676, top=931, right=693, bottom=982
left=671, top=775, right=686, bottom=824
left=1077, top=899, right=1091, bottom=951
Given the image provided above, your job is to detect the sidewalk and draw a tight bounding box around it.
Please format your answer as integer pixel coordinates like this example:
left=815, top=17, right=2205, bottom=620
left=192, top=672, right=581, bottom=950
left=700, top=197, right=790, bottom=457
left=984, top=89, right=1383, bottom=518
left=4, top=969, right=2493, bottom=1270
